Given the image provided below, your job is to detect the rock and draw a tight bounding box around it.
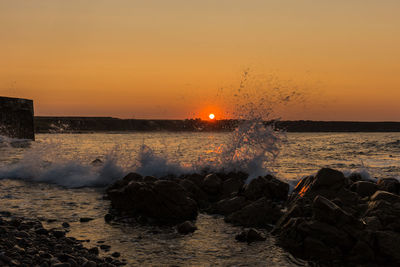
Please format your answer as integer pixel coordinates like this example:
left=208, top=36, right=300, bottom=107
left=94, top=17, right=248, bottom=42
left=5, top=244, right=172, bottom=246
left=79, top=217, right=94, bottom=223
left=111, top=252, right=121, bottom=258
left=88, top=247, right=99, bottom=255
left=313, top=195, right=355, bottom=227
left=208, top=196, right=248, bottom=216
left=106, top=172, right=143, bottom=193
left=52, top=230, right=66, bottom=238
left=244, top=175, right=289, bottom=202
left=62, top=222, right=70, bottom=228
left=235, top=229, right=266, bottom=243
left=143, top=176, right=157, bottom=183
left=177, top=221, right=197, bottom=234
left=377, top=178, right=400, bottom=195
left=52, top=263, right=71, bottom=267
left=100, top=244, right=111, bottom=250
left=82, top=261, right=97, bottom=267
left=221, top=177, right=244, bottom=198
left=225, top=197, right=282, bottom=228
left=375, top=231, right=400, bottom=263
left=107, top=180, right=198, bottom=224
left=35, top=228, right=48, bottom=235
left=371, top=190, right=400, bottom=203
left=202, top=173, right=222, bottom=195
left=179, top=179, right=209, bottom=208
left=351, top=181, right=378, bottom=197
left=313, top=168, right=345, bottom=188
left=104, top=213, right=113, bottom=222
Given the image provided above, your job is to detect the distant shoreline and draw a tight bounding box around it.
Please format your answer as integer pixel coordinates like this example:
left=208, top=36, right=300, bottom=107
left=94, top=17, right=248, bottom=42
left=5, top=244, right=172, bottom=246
left=34, top=116, right=400, bottom=133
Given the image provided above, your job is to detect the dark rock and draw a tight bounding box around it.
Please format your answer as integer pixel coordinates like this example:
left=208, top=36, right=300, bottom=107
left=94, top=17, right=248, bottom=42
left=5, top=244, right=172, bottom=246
left=143, top=176, right=157, bottom=183
left=351, top=181, right=378, bottom=197
left=202, top=173, right=222, bottom=195
left=375, top=231, right=400, bottom=263
left=313, top=195, right=356, bottom=227
left=377, top=178, right=400, bottom=195
left=111, top=252, right=120, bottom=258
left=62, top=222, right=70, bottom=228
left=88, top=247, right=99, bottom=255
left=244, top=175, right=288, bottom=201
left=100, top=244, right=111, bottom=250
left=52, top=230, right=66, bottom=238
left=221, top=177, right=244, bottom=198
left=179, top=179, right=209, bottom=208
left=176, top=221, right=197, bottom=235
left=208, top=196, right=248, bottom=216
left=104, top=213, right=114, bottom=222
left=225, top=197, right=282, bottom=228
left=235, top=228, right=266, bottom=243
left=80, top=218, right=94, bottom=223
left=35, top=228, right=48, bottom=235
left=107, top=180, right=198, bottom=224
left=371, top=190, right=400, bottom=203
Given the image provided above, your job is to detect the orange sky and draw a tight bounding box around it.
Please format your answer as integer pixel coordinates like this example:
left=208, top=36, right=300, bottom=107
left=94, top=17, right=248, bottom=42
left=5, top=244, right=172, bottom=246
left=0, top=1, right=399, bottom=121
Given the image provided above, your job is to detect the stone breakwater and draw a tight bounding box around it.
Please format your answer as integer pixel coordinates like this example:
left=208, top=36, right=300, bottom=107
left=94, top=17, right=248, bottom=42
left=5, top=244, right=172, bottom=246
left=0, top=212, right=126, bottom=267
left=106, top=168, right=400, bottom=266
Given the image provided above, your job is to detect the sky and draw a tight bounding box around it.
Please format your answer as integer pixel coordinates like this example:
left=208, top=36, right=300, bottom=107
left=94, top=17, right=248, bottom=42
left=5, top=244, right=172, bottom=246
left=0, top=0, right=399, bottom=121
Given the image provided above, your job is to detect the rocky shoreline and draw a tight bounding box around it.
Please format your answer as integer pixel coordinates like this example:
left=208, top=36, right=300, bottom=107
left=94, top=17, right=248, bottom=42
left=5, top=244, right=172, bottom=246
left=0, top=212, right=126, bottom=267
left=106, top=168, right=400, bottom=266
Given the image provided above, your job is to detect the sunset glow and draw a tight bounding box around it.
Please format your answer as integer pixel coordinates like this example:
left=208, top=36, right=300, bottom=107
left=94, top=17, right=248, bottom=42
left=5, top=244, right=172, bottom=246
left=0, top=1, right=399, bottom=121
left=209, top=114, right=215, bottom=120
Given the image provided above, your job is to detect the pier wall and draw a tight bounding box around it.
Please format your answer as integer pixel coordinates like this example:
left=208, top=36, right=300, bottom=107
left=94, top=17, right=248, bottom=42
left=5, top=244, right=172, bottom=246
left=0, top=96, right=35, bottom=140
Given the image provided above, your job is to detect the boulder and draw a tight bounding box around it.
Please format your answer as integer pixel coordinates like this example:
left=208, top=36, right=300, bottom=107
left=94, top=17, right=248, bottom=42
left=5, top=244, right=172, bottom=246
left=375, top=231, right=400, bottom=264
left=208, top=196, right=248, bottom=216
left=107, top=180, right=198, bottom=224
left=244, top=175, right=289, bottom=201
left=225, top=197, right=282, bottom=228
left=235, top=229, right=266, bottom=243
left=179, top=179, right=209, bottom=208
left=377, top=178, right=400, bottom=195
left=202, top=174, right=222, bottom=195
left=371, top=190, right=400, bottom=204
left=351, top=181, right=378, bottom=197
left=221, top=177, right=244, bottom=198
left=106, top=172, right=143, bottom=193
left=313, top=195, right=355, bottom=227
left=176, top=221, right=197, bottom=235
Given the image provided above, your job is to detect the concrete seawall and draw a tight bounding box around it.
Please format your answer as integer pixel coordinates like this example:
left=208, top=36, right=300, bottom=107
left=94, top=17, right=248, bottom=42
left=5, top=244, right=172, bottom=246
left=0, top=96, right=35, bottom=140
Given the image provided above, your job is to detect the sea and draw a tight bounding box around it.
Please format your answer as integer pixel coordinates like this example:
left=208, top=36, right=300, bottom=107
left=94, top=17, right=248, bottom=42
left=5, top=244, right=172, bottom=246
left=1, top=130, right=400, bottom=266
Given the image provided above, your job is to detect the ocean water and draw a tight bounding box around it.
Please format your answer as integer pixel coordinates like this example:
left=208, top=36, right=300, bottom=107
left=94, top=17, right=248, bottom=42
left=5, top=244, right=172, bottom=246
left=0, top=132, right=400, bottom=266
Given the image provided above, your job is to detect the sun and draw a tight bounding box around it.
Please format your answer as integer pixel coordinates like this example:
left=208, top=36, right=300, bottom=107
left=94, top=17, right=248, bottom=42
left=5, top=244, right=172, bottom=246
left=209, top=113, right=215, bottom=120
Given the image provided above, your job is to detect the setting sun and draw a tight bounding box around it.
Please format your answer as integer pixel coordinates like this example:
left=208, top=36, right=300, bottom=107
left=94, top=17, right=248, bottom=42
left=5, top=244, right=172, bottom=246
left=209, top=113, right=215, bottom=120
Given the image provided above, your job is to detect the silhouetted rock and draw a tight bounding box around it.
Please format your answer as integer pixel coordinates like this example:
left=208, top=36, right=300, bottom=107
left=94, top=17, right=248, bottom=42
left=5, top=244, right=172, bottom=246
left=225, top=197, right=282, bottom=228
left=221, top=177, right=244, bottom=198
left=107, top=180, right=198, bottom=224
left=377, top=178, right=400, bottom=195
left=176, top=221, right=197, bottom=235
left=179, top=179, right=209, bottom=209
left=202, top=174, right=222, bottom=195
left=351, top=181, right=378, bottom=197
left=235, top=229, right=266, bottom=243
left=244, top=175, right=289, bottom=201
left=208, top=196, right=249, bottom=216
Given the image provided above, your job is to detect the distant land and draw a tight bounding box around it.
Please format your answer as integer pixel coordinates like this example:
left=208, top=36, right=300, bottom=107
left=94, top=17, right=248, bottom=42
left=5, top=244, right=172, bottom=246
left=34, top=117, right=400, bottom=133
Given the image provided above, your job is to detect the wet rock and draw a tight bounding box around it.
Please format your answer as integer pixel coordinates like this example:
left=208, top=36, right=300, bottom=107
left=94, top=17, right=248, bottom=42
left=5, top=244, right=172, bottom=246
left=106, top=172, right=143, bottom=193
left=221, top=177, right=244, bottom=198
left=377, top=178, right=400, bottom=195
left=104, top=213, right=114, bottom=222
left=351, top=181, right=378, bottom=197
left=143, top=176, right=157, bottom=183
left=80, top=217, right=94, bottom=223
left=88, top=247, right=99, bottom=255
left=100, top=244, right=111, bottom=250
left=52, top=230, right=66, bottom=238
left=111, top=252, right=121, bottom=258
left=35, top=228, right=49, bottom=235
left=313, top=195, right=356, bottom=227
left=62, top=222, right=70, bottom=228
left=202, top=173, right=222, bottom=195
left=107, top=180, right=198, bottom=224
left=235, top=228, right=266, bottom=243
left=179, top=179, right=209, bottom=209
left=208, top=196, right=248, bottom=216
left=371, top=190, right=400, bottom=203
left=176, top=221, right=197, bottom=235
left=375, top=231, right=400, bottom=263
left=244, top=175, right=289, bottom=201
left=225, top=197, right=282, bottom=228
